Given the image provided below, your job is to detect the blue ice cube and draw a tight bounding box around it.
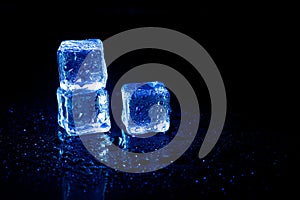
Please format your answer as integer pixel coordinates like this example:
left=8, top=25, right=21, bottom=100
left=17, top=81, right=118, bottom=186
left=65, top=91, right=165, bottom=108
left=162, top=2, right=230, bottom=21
left=57, top=39, right=107, bottom=91
left=57, top=87, right=111, bottom=135
left=121, top=81, right=171, bottom=135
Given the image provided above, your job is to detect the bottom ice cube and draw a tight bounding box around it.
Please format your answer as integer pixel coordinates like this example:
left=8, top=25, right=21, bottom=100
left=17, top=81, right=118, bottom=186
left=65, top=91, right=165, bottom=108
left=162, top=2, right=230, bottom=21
left=121, top=81, right=171, bottom=135
left=57, top=87, right=111, bottom=135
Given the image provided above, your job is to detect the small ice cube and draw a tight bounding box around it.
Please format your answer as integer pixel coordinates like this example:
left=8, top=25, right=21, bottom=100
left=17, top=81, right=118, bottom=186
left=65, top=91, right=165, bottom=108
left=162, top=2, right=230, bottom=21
left=121, top=81, right=171, bottom=135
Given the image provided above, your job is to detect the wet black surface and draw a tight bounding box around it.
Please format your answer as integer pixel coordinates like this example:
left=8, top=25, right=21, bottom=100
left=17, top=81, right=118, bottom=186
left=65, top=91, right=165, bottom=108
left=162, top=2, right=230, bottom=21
left=0, top=102, right=293, bottom=200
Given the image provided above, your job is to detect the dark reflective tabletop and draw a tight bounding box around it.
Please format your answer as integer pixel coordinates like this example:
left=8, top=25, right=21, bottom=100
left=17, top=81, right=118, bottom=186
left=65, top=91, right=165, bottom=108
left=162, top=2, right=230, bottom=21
left=0, top=103, right=290, bottom=200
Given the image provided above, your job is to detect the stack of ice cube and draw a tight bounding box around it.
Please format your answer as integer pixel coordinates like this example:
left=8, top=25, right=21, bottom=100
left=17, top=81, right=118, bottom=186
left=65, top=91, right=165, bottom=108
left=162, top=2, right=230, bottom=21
left=56, top=39, right=111, bottom=135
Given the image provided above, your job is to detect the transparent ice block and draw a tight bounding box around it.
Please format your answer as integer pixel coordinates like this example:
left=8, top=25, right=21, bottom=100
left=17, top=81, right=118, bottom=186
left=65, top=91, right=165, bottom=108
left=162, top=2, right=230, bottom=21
left=121, top=81, right=171, bottom=135
left=57, top=39, right=107, bottom=91
left=57, top=87, right=111, bottom=135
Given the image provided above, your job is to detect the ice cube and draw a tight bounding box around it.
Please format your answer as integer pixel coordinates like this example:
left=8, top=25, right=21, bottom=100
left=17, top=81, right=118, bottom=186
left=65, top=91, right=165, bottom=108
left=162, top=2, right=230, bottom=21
left=57, top=87, right=111, bottom=135
left=57, top=39, right=107, bottom=91
left=121, top=81, right=171, bottom=135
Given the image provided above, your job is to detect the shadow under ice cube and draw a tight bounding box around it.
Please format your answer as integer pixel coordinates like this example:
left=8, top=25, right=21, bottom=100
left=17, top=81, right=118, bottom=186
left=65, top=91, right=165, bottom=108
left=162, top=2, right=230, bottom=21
left=57, top=88, right=111, bottom=135
left=121, top=81, right=171, bottom=135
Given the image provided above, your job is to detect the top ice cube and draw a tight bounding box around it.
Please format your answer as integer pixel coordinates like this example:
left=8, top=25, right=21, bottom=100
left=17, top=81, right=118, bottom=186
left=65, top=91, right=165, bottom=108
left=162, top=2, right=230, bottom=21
left=57, top=39, right=107, bottom=91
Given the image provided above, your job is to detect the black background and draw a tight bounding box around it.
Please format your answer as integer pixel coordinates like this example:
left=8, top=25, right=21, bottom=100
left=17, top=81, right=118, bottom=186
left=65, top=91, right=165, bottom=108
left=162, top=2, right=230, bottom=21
left=0, top=1, right=296, bottom=199
left=0, top=2, right=293, bottom=132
